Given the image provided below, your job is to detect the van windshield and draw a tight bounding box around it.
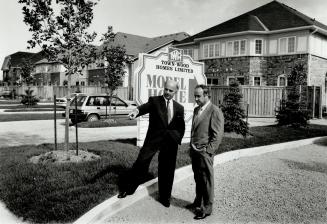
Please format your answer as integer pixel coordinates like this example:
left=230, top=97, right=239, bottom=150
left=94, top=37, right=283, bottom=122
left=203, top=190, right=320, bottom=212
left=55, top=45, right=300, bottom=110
left=70, top=96, right=86, bottom=106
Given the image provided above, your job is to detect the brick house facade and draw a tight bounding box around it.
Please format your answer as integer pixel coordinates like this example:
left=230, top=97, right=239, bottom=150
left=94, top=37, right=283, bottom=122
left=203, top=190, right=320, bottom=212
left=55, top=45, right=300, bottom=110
left=174, top=1, right=327, bottom=108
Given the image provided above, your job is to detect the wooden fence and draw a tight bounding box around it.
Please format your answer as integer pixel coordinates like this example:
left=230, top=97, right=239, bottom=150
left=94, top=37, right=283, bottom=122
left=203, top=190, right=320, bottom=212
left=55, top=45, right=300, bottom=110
left=210, top=85, right=322, bottom=118
left=1, top=85, right=321, bottom=118
left=210, top=86, right=287, bottom=117
left=0, top=86, right=129, bottom=100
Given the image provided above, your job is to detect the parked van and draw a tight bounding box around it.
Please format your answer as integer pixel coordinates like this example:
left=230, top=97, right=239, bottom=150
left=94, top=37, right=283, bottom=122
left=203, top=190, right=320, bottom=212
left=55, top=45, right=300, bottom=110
left=68, top=94, right=137, bottom=123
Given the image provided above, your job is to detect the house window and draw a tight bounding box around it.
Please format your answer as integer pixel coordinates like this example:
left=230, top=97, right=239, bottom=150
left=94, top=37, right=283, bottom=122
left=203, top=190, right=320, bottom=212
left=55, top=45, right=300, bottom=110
left=253, top=76, right=261, bottom=86
left=227, top=42, right=233, bottom=56
left=277, top=75, right=287, bottom=86
left=203, top=42, right=220, bottom=59
left=233, top=41, right=239, bottom=55
left=221, top=43, right=226, bottom=56
left=214, top=43, right=220, bottom=57
left=209, top=44, right=214, bottom=57
left=204, top=44, right=209, bottom=58
left=227, top=77, right=245, bottom=85
left=227, top=40, right=247, bottom=56
left=240, top=40, right=246, bottom=55
left=183, top=49, right=194, bottom=58
left=288, top=37, right=295, bottom=53
left=255, top=39, right=263, bottom=54
left=81, top=81, right=85, bottom=86
left=207, top=78, right=219, bottom=85
left=279, top=36, right=296, bottom=54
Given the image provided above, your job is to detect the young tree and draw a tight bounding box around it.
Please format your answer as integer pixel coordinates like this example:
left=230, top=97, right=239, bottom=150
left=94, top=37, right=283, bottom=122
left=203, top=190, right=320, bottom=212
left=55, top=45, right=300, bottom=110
left=21, top=58, right=35, bottom=86
left=98, top=30, right=131, bottom=118
left=18, top=0, right=100, bottom=152
left=221, top=82, right=249, bottom=137
left=20, top=58, right=36, bottom=107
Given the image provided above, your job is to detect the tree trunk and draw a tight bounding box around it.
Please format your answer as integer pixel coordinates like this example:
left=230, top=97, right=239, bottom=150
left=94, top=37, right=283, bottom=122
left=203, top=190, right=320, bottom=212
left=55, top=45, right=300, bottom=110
left=64, top=74, right=72, bottom=153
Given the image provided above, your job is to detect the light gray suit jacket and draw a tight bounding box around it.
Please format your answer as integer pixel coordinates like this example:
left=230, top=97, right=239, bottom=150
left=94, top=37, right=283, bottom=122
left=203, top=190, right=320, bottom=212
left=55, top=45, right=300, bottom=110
left=191, top=102, right=224, bottom=154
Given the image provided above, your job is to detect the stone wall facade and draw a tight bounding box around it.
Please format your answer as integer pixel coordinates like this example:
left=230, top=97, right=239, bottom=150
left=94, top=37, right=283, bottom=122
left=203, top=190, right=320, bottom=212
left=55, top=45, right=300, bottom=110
left=202, top=57, right=250, bottom=85
left=266, top=54, right=308, bottom=86
left=309, top=55, right=327, bottom=107
left=203, top=54, right=311, bottom=87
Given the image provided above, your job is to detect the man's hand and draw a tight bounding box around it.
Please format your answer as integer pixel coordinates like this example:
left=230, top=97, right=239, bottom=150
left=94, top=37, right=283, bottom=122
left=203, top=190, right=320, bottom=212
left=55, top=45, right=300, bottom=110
left=128, top=109, right=139, bottom=120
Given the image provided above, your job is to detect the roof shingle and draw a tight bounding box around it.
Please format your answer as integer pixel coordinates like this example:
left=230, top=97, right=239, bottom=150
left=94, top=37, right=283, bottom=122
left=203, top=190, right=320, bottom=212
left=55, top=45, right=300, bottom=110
left=100, top=32, right=189, bottom=58
left=177, top=0, right=327, bottom=45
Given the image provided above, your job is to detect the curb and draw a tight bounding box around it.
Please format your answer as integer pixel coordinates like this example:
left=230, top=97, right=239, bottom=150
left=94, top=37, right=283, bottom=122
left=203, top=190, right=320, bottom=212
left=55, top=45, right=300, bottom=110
left=73, top=136, right=325, bottom=224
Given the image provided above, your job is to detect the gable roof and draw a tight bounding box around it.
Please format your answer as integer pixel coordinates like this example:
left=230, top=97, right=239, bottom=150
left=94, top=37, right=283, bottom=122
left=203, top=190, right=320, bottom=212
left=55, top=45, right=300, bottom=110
left=1, top=51, right=35, bottom=71
left=177, top=0, right=327, bottom=45
left=1, top=51, right=47, bottom=71
left=143, top=32, right=190, bottom=53
left=2, top=32, right=189, bottom=70
left=100, top=32, right=189, bottom=58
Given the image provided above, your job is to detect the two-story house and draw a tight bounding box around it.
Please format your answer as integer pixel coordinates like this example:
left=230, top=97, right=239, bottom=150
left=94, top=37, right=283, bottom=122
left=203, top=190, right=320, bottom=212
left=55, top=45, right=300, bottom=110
left=174, top=0, right=327, bottom=107
left=1, top=51, right=45, bottom=85
left=2, top=32, right=189, bottom=94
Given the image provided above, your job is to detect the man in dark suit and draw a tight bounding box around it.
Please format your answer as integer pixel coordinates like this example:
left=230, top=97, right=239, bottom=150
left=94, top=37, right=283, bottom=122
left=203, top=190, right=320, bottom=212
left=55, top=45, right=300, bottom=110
left=118, top=79, right=185, bottom=208
left=186, top=84, right=224, bottom=220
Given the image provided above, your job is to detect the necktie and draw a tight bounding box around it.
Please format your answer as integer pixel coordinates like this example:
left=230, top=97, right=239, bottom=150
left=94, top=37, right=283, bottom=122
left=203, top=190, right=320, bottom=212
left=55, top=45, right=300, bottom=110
left=167, top=100, right=172, bottom=124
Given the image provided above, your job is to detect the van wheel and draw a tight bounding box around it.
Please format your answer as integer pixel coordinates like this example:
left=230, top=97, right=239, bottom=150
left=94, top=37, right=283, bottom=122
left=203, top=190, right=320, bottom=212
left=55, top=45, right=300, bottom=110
left=87, top=114, right=99, bottom=122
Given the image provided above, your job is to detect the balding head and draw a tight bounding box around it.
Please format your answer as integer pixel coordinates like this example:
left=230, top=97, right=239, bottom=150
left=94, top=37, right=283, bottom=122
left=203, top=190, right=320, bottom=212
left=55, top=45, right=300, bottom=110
left=163, top=79, right=179, bottom=100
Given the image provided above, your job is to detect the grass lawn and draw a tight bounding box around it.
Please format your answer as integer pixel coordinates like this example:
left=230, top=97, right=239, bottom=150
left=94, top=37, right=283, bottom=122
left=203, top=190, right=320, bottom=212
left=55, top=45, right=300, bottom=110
left=0, top=113, right=133, bottom=124
left=0, top=100, right=21, bottom=104
left=0, top=113, right=62, bottom=122
left=76, top=118, right=136, bottom=128
left=0, top=124, right=327, bottom=223
left=0, top=104, right=58, bottom=109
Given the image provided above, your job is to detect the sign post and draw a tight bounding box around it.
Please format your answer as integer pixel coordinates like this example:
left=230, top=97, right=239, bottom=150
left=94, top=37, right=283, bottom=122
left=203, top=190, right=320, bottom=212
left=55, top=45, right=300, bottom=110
left=134, top=49, right=206, bottom=146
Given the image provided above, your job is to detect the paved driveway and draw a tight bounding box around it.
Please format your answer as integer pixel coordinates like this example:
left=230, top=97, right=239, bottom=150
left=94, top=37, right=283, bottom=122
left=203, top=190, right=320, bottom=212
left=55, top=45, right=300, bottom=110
left=104, top=142, right=327, bottom=224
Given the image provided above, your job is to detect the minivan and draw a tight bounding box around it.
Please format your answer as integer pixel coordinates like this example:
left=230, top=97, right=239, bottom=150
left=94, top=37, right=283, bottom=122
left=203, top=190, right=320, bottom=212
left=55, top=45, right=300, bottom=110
left=68, top=94, right=137, bottom=123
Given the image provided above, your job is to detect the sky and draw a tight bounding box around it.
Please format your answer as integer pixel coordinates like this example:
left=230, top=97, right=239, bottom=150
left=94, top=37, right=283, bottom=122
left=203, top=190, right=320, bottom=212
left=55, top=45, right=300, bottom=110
left=1, top=0, right=327, bottom=68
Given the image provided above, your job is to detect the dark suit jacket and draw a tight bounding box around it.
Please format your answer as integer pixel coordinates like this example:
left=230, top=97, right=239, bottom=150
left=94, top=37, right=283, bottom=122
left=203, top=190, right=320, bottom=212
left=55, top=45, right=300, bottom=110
left=137, top=96, right=185, bottom=146
left=191, top=102, right=224, bottom=154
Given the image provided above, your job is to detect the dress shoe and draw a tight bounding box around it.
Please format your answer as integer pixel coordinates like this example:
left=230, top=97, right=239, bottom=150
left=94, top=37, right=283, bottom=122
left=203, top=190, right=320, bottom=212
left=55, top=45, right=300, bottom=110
left=117, top=191, right=128, bottom=198
left=158, top=198, right=170, bottom=208
left=194, top=212, right=210, bottom=220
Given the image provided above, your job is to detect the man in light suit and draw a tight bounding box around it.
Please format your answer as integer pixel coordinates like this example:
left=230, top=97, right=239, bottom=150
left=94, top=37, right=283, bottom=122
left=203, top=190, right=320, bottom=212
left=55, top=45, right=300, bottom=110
left=186, top=84, right=224, bottom=220
left=117, top=80, right=185, bottom=208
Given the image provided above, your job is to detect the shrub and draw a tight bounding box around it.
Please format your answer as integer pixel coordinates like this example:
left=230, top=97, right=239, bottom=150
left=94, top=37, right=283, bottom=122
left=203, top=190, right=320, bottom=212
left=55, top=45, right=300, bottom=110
left=276, top=63, right=310, bottom=127
left=221, top=82, right=249, bottom=137
left=276, top=88, right=310, bottom=127
left=21, top=89, right=39, bottom=106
